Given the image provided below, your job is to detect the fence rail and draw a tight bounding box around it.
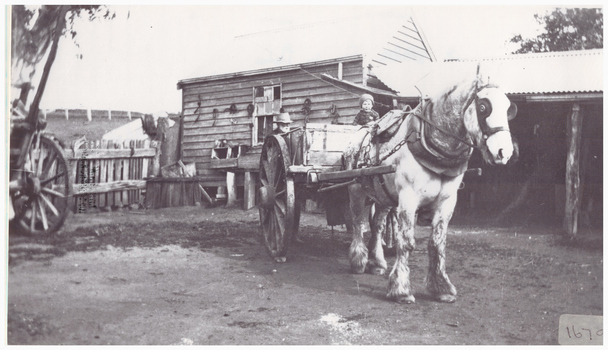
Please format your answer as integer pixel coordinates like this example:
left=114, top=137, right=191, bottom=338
left=65, top=139, right=160, bottom=213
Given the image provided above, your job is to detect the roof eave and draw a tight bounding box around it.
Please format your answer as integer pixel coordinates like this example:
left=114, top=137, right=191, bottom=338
left=320, top=73, right=404, bottom=99
left=177, top=55, right=364, bottom=90
left=515, top=92, right=603, bottom=103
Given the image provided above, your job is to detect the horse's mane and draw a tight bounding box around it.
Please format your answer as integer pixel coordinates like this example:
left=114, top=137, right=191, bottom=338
left=415, top=64, right=483, bottom=151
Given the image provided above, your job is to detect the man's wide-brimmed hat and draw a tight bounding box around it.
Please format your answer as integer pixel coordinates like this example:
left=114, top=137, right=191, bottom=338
left=274, top=112, right=292, bottom=124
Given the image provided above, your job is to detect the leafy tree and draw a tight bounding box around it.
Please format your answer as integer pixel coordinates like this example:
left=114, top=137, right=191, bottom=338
left=510, top=7, right=603, bottom=53
left=11, top=5, right=115, bottom=121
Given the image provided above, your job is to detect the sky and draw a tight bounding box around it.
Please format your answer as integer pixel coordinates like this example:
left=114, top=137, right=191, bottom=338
left=7, top=3, right=587, bottom=115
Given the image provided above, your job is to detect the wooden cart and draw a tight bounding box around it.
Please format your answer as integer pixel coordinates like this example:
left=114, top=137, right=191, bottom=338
left=9, top=109, right=71, bottom=235
left=257, top=123, right=396, bottom=261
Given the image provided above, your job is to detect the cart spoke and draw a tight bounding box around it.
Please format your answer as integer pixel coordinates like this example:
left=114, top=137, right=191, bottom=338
left=273, top=162, right=284, bottom=188
left=35, top=136, right=45, bottom=177
left=37, top=198, right=49, bottom=231
left=39, top=192, right=60, bottom=217
left=30, top=201, right=37, bottom=231
left=273, top=211, right=284, bottom=251
left=266, top=211, right=275, bottom=250
left=40, top=171, right=66, bottom=187
left=260, top=159, right=272, bottom=186
left=275, top=199, right=286, bottom=217
left=41, top=186, right=67, bottom=199
left=41, top=149, right=58, bottom=176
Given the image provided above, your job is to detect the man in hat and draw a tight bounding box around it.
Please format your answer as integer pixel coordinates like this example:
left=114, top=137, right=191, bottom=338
left=272, top=112, right=292, bottom=134
left=352, top=93, right=379, bottom=126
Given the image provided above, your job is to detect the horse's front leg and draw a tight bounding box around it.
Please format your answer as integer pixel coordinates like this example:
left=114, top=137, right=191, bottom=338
left=348, top=184, right=369, bottom=274
left=427, top=192, right=459, bottom=303
left=367, top=204, right=390, bottom=275
left=387, top=204, right=416, bottom=304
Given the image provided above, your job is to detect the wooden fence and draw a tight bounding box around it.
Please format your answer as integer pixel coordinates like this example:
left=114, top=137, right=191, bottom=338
left=65, top=139, right=160, bottom=213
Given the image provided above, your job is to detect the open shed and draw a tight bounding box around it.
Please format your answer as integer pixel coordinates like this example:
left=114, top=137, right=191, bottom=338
left=373, top=49, right=603, bottom=234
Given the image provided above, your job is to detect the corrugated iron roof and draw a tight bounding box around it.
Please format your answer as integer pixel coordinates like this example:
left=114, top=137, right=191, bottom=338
left=370, top=49, right=603, bottom=97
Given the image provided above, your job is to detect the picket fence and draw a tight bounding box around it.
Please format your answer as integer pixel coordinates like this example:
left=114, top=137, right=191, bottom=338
left=65, top=139, right=160, bottom=213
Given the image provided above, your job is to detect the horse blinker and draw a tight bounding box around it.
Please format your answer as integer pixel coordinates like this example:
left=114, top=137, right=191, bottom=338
left=476, top=98, right=492, bottom=119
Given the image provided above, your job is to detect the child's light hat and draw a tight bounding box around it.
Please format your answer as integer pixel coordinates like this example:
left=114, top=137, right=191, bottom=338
left=359, top=94, right=374, bottom=107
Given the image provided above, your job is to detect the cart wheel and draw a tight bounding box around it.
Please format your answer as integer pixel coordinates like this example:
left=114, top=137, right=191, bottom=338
left=11, top=134, right=70, bottom=235
left=258, top=135, right=295, bottom=261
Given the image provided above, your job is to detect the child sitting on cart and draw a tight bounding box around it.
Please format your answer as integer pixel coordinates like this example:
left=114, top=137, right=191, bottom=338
left=352, top=93, right=379, bottom=126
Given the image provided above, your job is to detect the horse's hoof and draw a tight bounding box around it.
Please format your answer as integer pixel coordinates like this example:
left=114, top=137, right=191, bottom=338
left=437, top=294, right=457, bottom=303
left=351, top=266, right=366, bottom=274
left=395, top=295, right=416, bottom=304
left=369, top=267, right=386, bottom=276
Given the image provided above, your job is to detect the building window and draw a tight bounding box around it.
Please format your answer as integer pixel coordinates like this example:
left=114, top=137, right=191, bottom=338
left=253, top=84, right=281, bottom=144
left=256, top=115, right=274, bottom=143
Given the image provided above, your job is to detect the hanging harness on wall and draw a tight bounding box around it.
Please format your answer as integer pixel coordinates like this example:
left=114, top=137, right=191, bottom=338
left=194, top=95, right=203, bottom=122
left=301, top=98, right=312, bottom=124
left=224, top=103, right=238, bottom=114
left=212, top=108, right=219, bottom=126
left=329, top=103, right=340, bottom=124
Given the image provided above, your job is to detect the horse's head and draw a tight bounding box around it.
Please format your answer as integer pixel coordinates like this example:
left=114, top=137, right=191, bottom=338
left=416, top=62, right=518, bottom=166
left=467, top=85, right=517, bottom=165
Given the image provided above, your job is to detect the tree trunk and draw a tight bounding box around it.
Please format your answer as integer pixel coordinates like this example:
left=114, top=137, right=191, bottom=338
left=27, top=6, right=68, bottom=124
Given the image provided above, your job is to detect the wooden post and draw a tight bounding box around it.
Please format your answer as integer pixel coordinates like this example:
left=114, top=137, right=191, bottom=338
left=564, top=103, right=583, bottom=237
left=151, top=141, right=161, bottom=177
left=244, top=171, right=256, bottom=210
left=197, top=184, right=213, bottom=204
left=226, top=171, right=236, bottom=206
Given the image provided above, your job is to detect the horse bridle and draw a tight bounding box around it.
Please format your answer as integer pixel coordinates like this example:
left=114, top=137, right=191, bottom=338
left=462, top=83, right=512, bottom=140
left=413, top=83, right=513, bottom=152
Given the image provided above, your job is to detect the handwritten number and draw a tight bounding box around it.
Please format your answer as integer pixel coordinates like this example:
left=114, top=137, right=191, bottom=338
left=564, top=323, right=602, bottom=342
left=582, top=328, right=592, bottom=340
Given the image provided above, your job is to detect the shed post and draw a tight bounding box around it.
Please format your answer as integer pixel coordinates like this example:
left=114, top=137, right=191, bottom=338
left=244, top=171, right=256, bottom=210
left=564, top=103, right=583, bottom=237
left=226, top=171, right=236, bottom=206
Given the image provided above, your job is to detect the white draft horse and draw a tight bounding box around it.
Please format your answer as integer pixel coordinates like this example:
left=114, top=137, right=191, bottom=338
left=343, top=67, right=517, bottom=303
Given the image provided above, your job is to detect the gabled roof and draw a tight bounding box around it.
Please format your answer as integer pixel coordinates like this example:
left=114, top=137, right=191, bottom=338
left=181, top=7, right=434, bottom=81
left=370, top=49, right=603, bottom=100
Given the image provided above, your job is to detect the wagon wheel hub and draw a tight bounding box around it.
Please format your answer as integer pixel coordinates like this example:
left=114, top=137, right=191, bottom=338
left=258, top=185, right=276, bottom=209
left=26, top=176, right=42, bottom=195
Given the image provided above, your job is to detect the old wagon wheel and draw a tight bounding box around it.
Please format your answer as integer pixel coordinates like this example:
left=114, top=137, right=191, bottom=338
left=10, top=133, right=71, bottom=235
left=258, top=135, right=295, bottom=261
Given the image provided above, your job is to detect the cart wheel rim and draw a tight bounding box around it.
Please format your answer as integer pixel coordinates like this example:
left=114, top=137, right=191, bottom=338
left=12, top=134, right=70, bottom=235
left=258, top=135, right=295, bottom=258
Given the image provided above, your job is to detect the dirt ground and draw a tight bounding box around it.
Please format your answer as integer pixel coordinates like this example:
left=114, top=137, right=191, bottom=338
left=6, top=205, right=603, bottom=345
